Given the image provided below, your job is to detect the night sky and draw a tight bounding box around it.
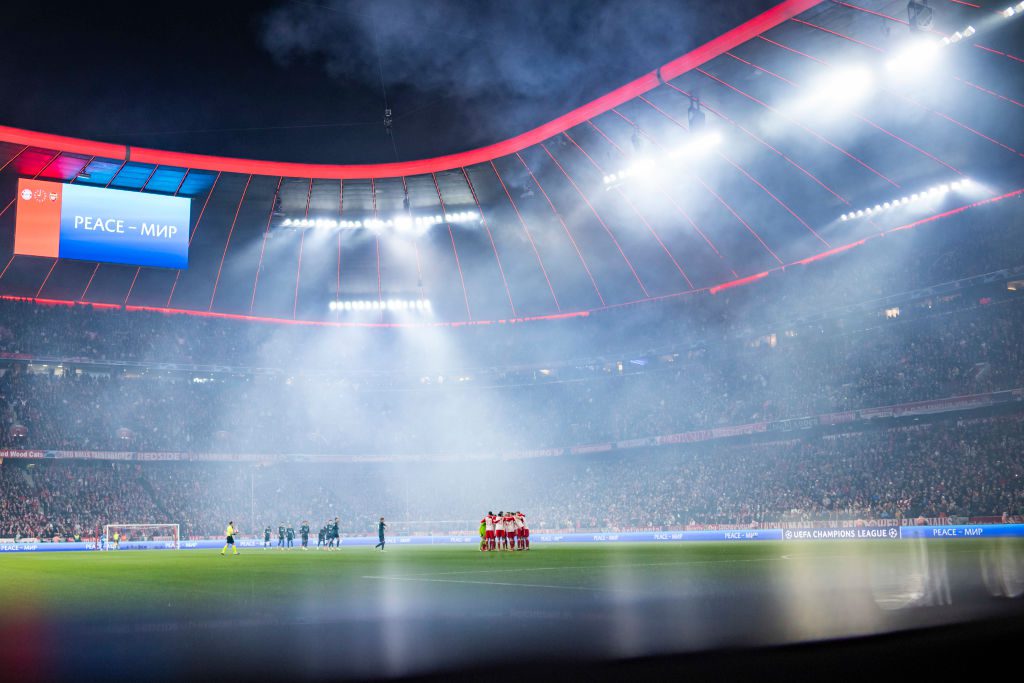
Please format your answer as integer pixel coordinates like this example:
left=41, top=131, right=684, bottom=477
left=0, top=0, right=778, bottom=164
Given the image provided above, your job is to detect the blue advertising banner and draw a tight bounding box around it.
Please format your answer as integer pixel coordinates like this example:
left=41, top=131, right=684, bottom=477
left=782, top=526, right=901, bottom=541
left=534, top=529, right=781, bottom=543
left=899, top=524, right=1024, bottom=539
left=57, top=183, right=190, bottom=269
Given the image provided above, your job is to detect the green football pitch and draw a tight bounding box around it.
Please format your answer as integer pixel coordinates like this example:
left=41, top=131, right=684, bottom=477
left=1, top=540, right=1022, bottom=680
left=1, top=539, right=1021, bottom=616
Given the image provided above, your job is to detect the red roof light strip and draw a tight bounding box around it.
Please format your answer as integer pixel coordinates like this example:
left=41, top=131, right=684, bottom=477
left=0, top=0, right=823, bottom=179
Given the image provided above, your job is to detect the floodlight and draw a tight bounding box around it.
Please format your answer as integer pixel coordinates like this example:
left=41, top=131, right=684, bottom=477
left=885, top=39, right=941, bottom=75
left=835, top=67, right=873, bottom=101
left=688, top=132, right=722, bottom=155
left=628, top=158, right=656, bottom=179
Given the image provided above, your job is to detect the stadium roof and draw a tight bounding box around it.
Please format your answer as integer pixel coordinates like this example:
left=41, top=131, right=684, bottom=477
left=1, top=0, right=1023, bottom=326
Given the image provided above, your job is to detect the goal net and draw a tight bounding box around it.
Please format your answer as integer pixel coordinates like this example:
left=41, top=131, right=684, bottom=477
left=103, top=524, right=180, bottom=550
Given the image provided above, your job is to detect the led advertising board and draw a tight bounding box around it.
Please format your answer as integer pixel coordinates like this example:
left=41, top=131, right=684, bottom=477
left=14, top=178, right=190, bottom=269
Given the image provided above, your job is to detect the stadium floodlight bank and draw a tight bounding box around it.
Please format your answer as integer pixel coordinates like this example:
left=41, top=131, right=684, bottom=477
left=103, top=524, right=180, bottom=550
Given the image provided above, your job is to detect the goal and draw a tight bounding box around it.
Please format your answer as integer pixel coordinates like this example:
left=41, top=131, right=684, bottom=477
left=103, top=524, right=180, bottom=550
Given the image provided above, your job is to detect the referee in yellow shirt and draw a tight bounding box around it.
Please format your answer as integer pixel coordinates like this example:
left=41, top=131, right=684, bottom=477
left=221, top=521, right=239, bottom=556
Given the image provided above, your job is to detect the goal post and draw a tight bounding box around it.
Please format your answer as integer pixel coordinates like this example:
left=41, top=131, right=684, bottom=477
left=103, top=523, right=180, bottom=550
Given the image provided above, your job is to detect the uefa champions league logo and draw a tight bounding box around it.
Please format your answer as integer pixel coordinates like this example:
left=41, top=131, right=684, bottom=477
left=21, top=189, right=32, bottom=201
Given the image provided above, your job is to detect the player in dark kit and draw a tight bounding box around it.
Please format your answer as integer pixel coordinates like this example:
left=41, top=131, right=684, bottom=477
left=324, top=519, right=333, bottom=550
left=317, top=525, right=326, bottom=549
left=375, top=517, right=387, bottom=552
left=263, top=526, right=271, bottom=548
left=277, top=524, right=285, bottom=549
left=286, top=525, right=295, bottom=548
left=300, top=521, right=310, bottom=550
left=330, top=517, right=340, bottom=550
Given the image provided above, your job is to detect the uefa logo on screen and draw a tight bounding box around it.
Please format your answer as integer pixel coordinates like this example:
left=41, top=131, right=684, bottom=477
left=20, top=188, right=32, bottom=201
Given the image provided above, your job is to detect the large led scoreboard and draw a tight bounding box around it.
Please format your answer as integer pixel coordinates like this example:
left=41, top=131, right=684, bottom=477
left=14, top=179, right=190, bottom=269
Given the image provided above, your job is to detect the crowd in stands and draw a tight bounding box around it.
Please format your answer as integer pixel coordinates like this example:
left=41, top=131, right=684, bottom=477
left=0, top=414, right=1020, bottom=539
left=0, top=296, right=1021, bottom=454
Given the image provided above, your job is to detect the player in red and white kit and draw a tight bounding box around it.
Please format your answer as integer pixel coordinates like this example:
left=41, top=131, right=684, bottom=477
left=495, top=511, right=507, bottom=551
left=509, top=511, right=521, bottom=550
left=515, top=511, right=528, bottom=550
left=502, top=512, right=516, bottom=551
left=482, top=511, right=496, bottom=551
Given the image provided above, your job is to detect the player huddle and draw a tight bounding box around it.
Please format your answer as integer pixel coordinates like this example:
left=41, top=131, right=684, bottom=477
left=479, top=511, right=529, bottom=551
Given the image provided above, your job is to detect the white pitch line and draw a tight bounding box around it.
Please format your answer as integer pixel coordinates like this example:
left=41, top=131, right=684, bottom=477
left=361, top=574, right=624, bottom=593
